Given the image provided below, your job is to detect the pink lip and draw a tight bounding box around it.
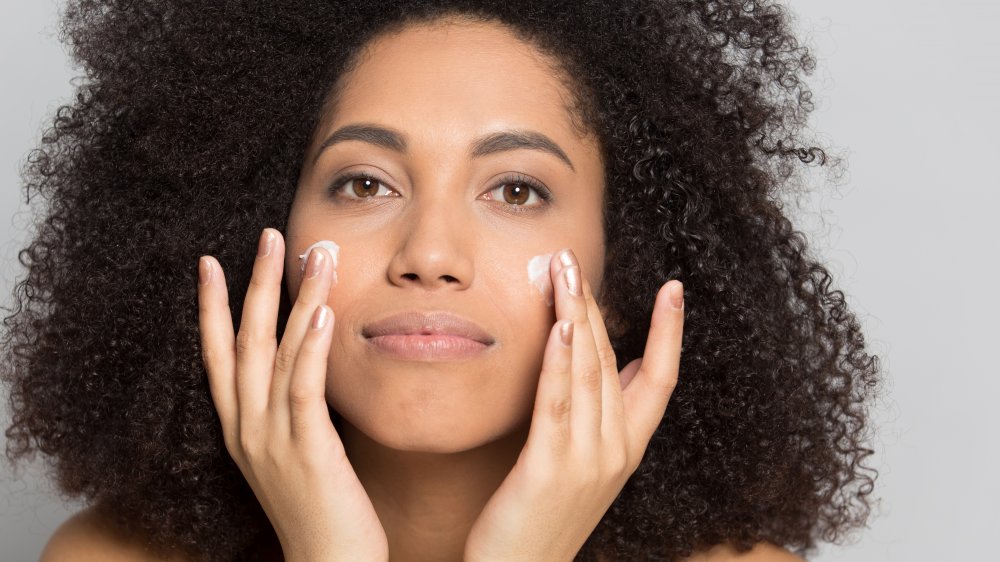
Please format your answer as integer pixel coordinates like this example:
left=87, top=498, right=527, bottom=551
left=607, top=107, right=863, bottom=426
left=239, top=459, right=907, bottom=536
left=362, top=311, right=495, bottom=360
left=365, top=334, right=490, bottom=361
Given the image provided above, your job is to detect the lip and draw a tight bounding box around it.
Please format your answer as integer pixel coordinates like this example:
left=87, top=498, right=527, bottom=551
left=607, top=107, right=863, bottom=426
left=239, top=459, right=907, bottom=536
left=362, top=311, right=495, bottom=360
left=362, top=311, right=495, bottom=344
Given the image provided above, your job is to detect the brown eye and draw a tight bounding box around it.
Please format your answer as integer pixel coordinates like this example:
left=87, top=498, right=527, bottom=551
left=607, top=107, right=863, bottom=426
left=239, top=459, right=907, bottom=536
left=483, top=174, right=552, bottom=213
left=327, top=174, right=395, bottom=202
left=501, top=182, right=531, bottom=205
left=351, top=177, right=381, bottom=197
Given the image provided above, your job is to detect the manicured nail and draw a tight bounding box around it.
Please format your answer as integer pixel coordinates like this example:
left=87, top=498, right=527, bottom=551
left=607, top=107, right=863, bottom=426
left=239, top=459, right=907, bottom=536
left=559, top=320, right=574, bottom=346
left=564, top=265, right=581, bottom=296
left=306, top=248, right=325, bottom=279
left=257, top=229, right=275, bottom=257
left=198, top=256, right=212, bottom=286
left=311, top=305, right=331, bottom=330
left=557, top=249, right=575, bottom=269
left=668, top=281, right=684, bottom=309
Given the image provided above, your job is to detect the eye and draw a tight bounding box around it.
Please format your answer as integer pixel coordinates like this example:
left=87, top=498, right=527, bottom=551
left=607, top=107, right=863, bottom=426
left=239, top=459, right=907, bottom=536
left=483, top=173, right=553, bottom=212
left=327, top=172, right=398, bottom=201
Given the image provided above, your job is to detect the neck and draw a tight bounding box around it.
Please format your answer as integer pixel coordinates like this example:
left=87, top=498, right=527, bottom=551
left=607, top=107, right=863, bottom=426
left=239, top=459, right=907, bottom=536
left=339, top=419, right=529, bottom=562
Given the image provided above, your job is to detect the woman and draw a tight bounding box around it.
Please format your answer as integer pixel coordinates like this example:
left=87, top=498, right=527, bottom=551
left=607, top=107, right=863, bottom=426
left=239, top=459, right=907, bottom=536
left=2, top=1, right=880, bottom=561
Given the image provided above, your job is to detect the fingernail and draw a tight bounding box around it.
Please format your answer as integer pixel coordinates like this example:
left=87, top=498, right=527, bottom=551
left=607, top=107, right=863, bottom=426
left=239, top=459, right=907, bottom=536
left=557, top=249, right=575, bottom=269
left=306, top=249, right=325, bottom=279
left=299, top=240, right=340, bottom=275
left=559, top=320, right=574, bottom=346
left=198, top=256, right=212, bottom=286
left=257, top=229, right=275, bottom=258
left=564, top=265, right=581, bottom=296
left=668, top=281, right=684, bottom=309
left=311, top=305, right=331, bottom=330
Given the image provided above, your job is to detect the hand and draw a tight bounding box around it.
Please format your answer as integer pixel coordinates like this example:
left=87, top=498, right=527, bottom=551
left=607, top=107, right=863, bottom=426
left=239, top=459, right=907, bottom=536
left=197, top=228, right=388, bottom=562
left=464, top=248, right=684, bottom=562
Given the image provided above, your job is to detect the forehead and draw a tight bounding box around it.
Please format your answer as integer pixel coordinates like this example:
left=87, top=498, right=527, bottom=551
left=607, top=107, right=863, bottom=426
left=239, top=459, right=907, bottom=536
left=325, top=19, right=585, bottom=151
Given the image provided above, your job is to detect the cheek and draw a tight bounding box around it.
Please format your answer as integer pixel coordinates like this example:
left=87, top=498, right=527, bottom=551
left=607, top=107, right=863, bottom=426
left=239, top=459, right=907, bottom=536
left=527, top=253, right=555, bottom=307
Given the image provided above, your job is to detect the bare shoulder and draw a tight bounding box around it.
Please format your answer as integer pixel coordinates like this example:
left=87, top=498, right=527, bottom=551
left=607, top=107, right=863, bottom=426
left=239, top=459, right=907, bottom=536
left=682, top=541, right=806, bottom=562
left=40, top=505, right=190, bottom=562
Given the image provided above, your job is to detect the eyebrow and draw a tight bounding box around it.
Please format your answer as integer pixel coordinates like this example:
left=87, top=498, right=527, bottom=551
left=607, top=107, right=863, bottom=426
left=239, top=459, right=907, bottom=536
left=312, top=123, right=576, bottom=172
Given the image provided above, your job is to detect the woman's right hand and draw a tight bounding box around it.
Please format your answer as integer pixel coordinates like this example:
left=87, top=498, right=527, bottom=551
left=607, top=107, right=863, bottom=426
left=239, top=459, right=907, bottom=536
left=197, top=228, right=388, bottom=562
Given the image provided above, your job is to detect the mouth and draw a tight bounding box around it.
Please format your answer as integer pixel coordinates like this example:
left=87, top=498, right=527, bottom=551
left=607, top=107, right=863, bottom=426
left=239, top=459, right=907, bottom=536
left=362, top=310, right=495, bottom=361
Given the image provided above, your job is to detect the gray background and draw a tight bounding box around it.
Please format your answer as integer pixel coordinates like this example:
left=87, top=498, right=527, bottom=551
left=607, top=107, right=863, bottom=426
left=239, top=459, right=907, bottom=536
left=2, top=0, right=998, bottom=560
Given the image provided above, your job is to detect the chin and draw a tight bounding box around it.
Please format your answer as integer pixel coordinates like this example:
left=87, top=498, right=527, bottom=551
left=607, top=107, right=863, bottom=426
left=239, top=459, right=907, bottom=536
left=336, top=399, right=530, bottom=455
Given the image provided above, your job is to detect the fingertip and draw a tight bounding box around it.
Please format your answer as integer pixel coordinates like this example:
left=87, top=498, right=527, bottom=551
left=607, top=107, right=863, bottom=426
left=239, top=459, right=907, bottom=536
left=263, top=227, right=283, bottom=242
left=198, top=256, right=213, bottom=286
left=558, top=319, right=574, bottom=347
left=661, top=280, right=683, bottom=310
left=263, top=227, right=288, bottom=260
left=541, top=319, right=573, bottom=371
left=310, top=304, right=333, bottom=331
left=198, top=256, right=229, bottom=295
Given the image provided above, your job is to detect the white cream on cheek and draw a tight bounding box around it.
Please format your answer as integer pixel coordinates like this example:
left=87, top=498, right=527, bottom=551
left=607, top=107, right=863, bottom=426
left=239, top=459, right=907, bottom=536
left=527, top=253, right=554, bottom=307
left=298, top=240, right=341, bottom=285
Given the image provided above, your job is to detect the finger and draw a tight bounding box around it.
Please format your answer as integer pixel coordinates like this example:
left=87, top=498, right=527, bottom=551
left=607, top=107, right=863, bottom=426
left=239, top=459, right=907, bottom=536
left=235, top=228, right=283, bottom=424
left=197, top=255, right=238, bottom=430
left=579, top=278, right=626, bottom=445
left=288, top=304, right=340, bottom=441
left=269, top=245, right=335, bottom=420
left=525, top=317, right=574, bottom=455
left=622, top=280, right=684, bottom=446
left=552, top=249, right=603, bottom=449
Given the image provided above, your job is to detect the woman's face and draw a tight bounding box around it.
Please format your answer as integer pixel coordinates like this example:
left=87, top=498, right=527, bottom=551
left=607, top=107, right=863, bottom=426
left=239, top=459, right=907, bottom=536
left=285, top=18, right=606, bottom=453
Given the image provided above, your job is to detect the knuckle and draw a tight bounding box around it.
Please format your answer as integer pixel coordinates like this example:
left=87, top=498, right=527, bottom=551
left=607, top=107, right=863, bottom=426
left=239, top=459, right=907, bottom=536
left=273, top=345, right=297, bottom=374
left=287, top=386, right=313, bottom=409
left=642, top=365, right=677, bottom=395
left=597, top=345, right=617, bottom=370
left=546, top=397, right=572, bottom=421
left=234, top=330, right=256, bottom=355
left=581, top=368, right=602, bottom=393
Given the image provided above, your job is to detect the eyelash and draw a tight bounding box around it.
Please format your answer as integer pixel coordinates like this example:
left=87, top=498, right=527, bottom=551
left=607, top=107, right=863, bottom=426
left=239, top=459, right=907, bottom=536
left=326, top=171, right=554, bottom=213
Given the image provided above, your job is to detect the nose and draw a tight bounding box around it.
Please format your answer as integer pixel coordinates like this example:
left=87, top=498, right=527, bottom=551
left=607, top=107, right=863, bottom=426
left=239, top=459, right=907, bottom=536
left=386, top=195, right=475, bottom=291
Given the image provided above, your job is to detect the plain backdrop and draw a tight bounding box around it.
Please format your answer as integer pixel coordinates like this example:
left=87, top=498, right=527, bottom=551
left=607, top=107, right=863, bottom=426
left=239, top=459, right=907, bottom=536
left=2, top=0, right=998, bottom=560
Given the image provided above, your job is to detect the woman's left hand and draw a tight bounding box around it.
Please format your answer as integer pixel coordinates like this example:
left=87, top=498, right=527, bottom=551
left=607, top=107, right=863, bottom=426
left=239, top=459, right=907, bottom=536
left=464, top=248, right=685, bottom=562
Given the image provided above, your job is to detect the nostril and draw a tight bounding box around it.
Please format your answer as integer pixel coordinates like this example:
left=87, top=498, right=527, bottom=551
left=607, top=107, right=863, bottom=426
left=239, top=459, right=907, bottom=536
left=398, top=273, right=461, bottom=284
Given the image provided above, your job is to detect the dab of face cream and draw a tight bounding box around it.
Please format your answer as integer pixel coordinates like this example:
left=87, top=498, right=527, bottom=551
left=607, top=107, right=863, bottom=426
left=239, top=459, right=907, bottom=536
left=528, top=253, right=554, bottom=306
left=299, top=240, right=340, bottom=285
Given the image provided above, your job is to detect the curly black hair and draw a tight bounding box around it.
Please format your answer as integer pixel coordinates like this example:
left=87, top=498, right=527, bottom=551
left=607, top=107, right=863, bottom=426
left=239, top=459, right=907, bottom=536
left=2, top=0, right=881, bottom=560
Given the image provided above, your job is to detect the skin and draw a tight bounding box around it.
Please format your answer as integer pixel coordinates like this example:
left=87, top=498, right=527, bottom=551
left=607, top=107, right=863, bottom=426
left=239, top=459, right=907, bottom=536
left=281, top=18, right=618, bottom=560
left=41, top=16, right=801, bottom=562
left=286, top=17, right=609, bottom=458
